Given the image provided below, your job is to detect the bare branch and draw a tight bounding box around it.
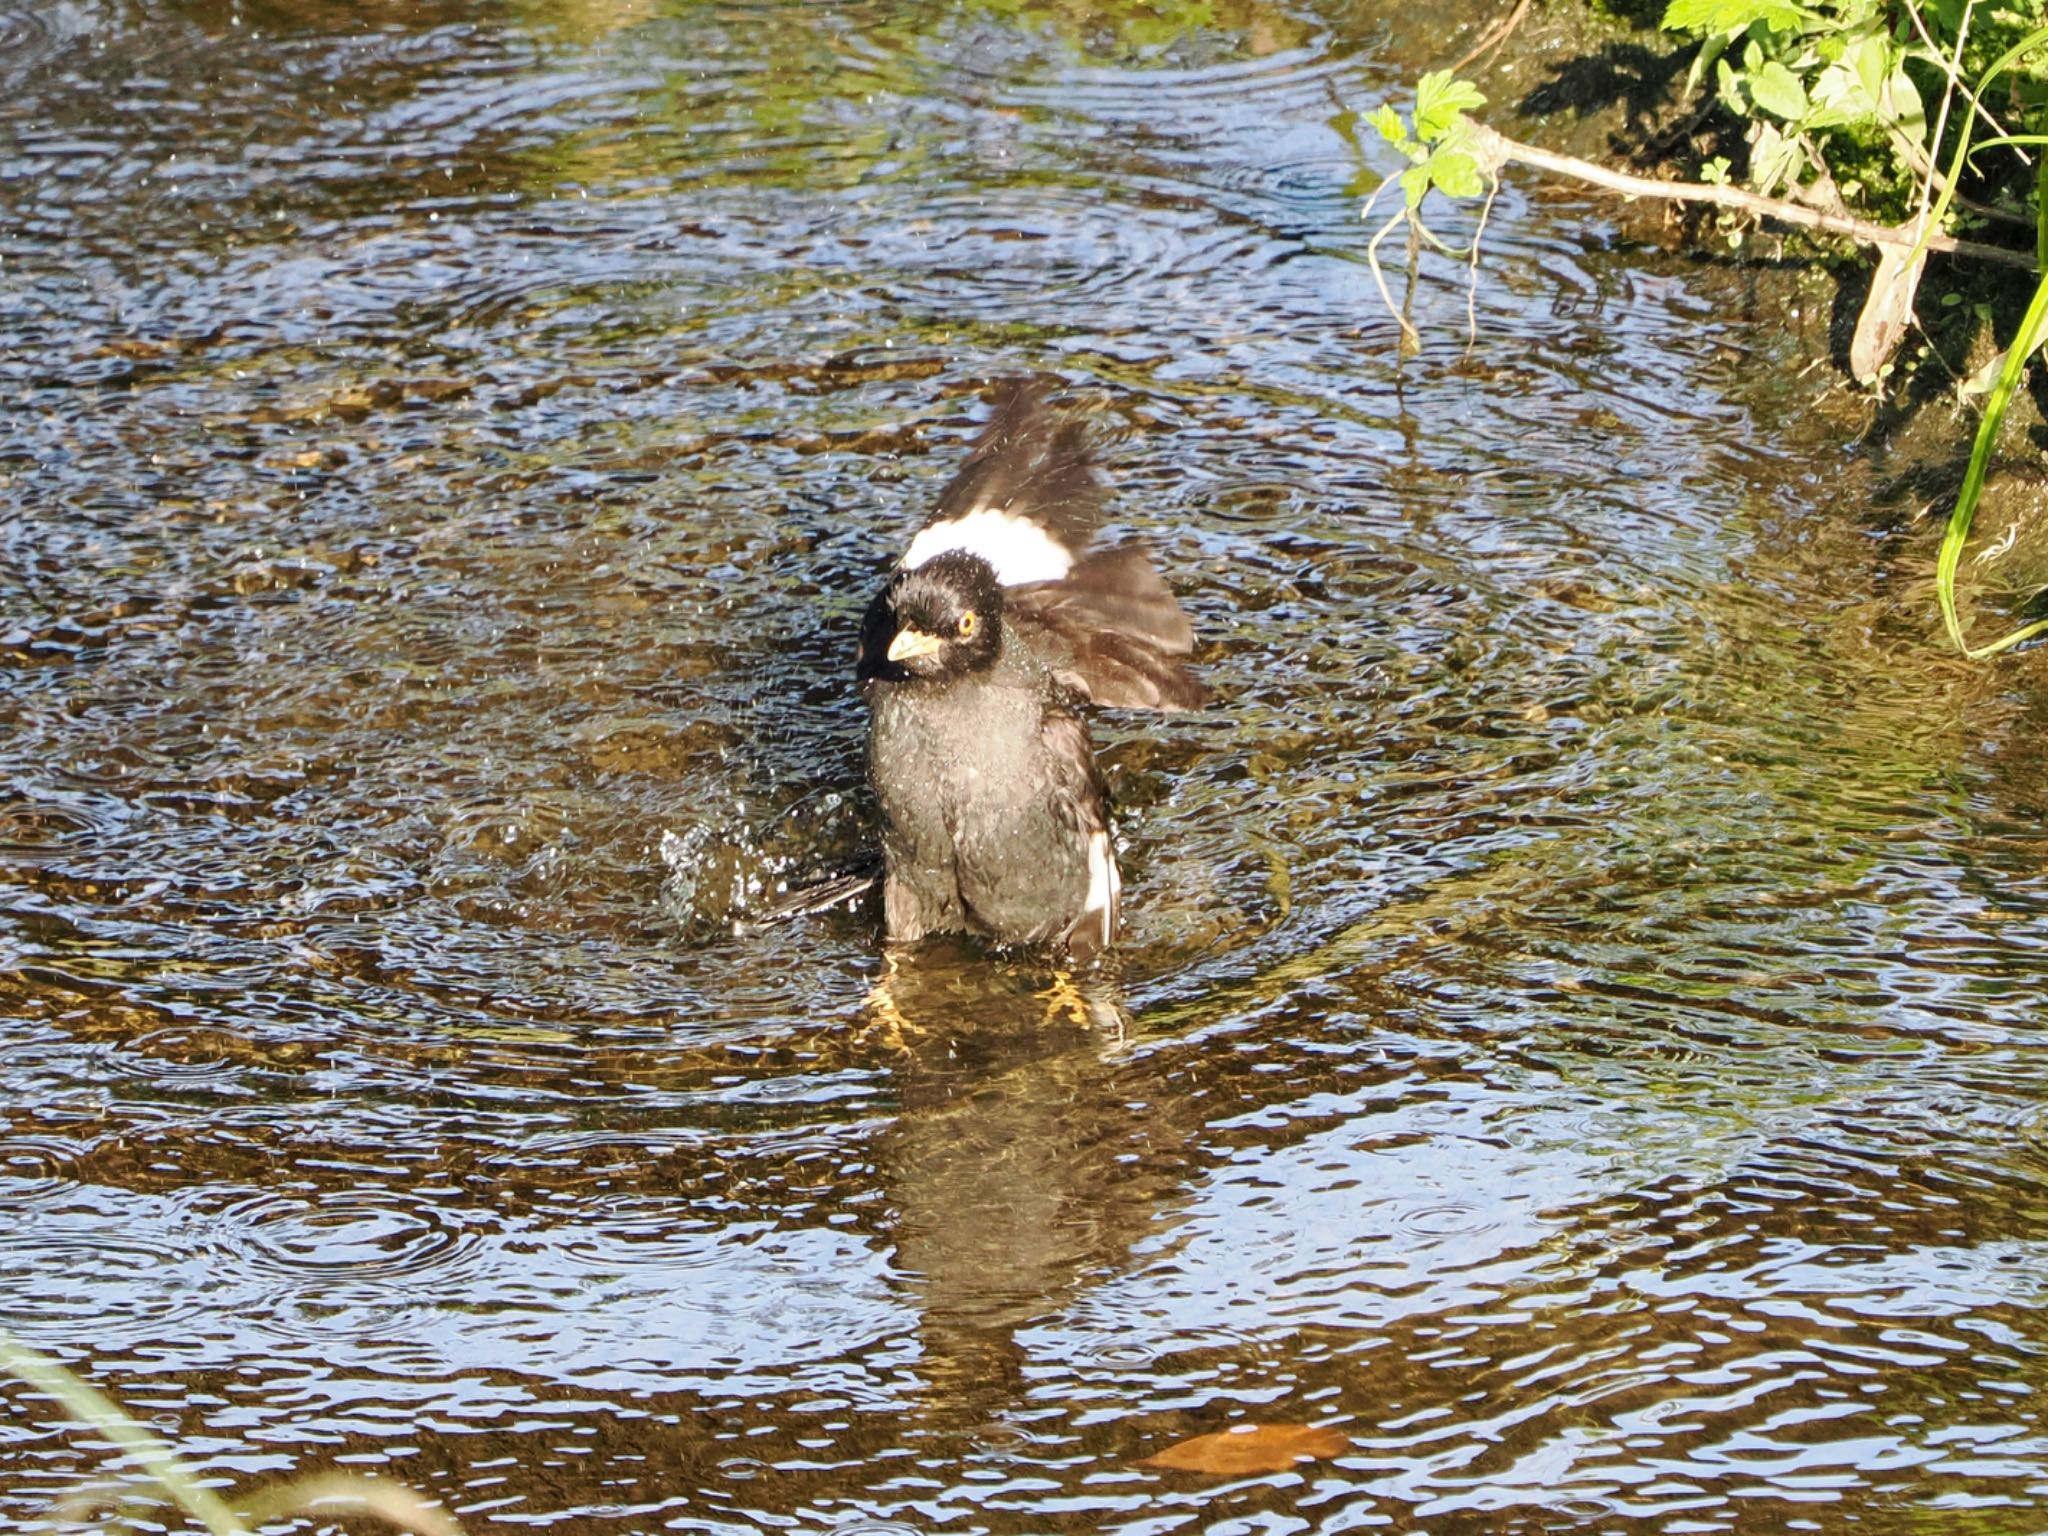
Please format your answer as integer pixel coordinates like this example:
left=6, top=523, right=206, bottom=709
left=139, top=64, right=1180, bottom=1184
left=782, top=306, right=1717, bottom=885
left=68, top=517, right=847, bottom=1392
left=1467, top=122, right=2038, bottom=270
left=1365, top=197, right=1424, bottom=350
left=1899, top=0, right=2028, bottom=169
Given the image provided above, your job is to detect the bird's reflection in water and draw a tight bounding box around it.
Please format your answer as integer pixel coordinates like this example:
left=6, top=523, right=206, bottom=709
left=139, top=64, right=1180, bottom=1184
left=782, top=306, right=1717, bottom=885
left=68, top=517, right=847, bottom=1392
left=856, top=943, right=1187, bottom=1433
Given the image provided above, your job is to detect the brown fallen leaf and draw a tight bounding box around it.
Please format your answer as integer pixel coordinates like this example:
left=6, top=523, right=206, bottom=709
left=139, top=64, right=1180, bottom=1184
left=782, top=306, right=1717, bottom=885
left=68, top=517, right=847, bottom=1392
left=1850, top=213, right=1929, bottom=386
left=1139, top=1422, right=1351, bottom=1476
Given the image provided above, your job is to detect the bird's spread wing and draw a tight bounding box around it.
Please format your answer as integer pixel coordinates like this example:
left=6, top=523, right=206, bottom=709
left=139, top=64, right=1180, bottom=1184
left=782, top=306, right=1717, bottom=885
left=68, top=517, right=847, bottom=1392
left=902, top=378, right=1103, bottom=585
left=901, top=380, right=1205, bottom=713
left=1007, top=545, right=1206, bottom=711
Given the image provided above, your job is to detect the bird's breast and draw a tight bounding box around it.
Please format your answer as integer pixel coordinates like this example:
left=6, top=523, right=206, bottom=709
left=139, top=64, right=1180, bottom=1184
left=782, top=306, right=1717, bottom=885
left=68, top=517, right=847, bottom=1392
left=869, top=681, right=1046, bottom=816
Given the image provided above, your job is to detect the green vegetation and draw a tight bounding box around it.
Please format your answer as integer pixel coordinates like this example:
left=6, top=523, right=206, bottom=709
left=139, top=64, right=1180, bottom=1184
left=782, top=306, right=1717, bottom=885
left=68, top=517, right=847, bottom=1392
left=1368, top=5, right=2048, bottom=657
left=1934, top=20, right=2048, bottom=656
left=0, top=1328, right=459, bottom=1535
left=1664, top=0, right=2046, bottom=219
left=1666, top=0, right=1932, bottom=214
left=1370, top=72, right=1493, bottom=208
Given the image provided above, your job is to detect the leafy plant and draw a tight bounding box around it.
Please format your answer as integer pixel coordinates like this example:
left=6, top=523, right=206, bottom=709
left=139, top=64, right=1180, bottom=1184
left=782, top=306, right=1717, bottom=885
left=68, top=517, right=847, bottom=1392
left=1929, top=22, right=2048, bottom=656
left=1933, top=264, right=2048, bottom=657
left=1663, top=0, right=1928, bottom=213
left=1361, top=71, right=1499, bottom=347
left=1370, top=71, right=1491, bottom=207
left=1357, top=16, right=2048, bottom=657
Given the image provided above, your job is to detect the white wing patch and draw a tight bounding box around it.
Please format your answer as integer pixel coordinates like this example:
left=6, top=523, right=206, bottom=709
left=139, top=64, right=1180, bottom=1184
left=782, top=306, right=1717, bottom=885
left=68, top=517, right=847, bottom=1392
left=1083, top=829, right=1120, bottom=949
left=904, top=507, right=1075, bottom=586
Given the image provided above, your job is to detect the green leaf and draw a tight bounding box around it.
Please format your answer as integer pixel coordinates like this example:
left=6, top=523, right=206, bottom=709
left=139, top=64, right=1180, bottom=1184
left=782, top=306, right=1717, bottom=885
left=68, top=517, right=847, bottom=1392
left=1747, top=58, right=1810, bottom=118
left=1413, top=70, right=1486, bottom=143
left=1430, top=151, right=1485, bottom=199
left=1715, top=55, right=1744, bottom=112
left=1662, top=0, right=1810, bottom=36
left=1935, top=266, right=2048, bottom=657
left=1849, top=29, right=1887, bottom=102
left=1748, top=120, right=1805, bottom=193
left=1369, top=103, right=1408, bottom=146
left=2036, top=146, right=2046, bottom=277
left=1807, top=56, right=1874, bottom=126
left=1683, top=31, right=1730, bottom=98
left=1399, top=163, right=1433, bottom=209
left=1881, top=64, right=1924, bottom=146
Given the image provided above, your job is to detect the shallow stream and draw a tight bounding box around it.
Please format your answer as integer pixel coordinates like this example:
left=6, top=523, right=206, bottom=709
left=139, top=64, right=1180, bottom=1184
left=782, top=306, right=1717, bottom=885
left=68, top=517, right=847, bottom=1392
left=6, top=2, right=2048, bottom=1532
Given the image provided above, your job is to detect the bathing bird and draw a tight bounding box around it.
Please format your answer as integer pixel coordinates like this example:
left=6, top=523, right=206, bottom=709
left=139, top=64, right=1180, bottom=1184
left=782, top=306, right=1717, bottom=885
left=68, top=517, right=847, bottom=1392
left=857, top=379, right=1203, bottom=957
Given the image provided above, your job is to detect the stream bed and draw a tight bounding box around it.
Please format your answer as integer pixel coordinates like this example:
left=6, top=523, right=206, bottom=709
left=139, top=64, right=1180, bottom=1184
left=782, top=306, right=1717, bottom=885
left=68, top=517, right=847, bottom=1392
left=5, top=1, right=2048, bottom=1532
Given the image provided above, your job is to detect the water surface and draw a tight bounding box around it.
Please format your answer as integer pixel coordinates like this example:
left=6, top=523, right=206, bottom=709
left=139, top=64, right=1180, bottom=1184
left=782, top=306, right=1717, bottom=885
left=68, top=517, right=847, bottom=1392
left=5, top=1, right=2048, bottom=1532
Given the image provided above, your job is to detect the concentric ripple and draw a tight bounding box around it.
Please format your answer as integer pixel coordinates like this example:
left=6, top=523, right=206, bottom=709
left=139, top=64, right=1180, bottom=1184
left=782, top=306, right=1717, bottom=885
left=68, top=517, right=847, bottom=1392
left=206, top=1187, right=485, bottom=1287
left=0, top=1, right=68, bottom=89
left=0, top=1136, right=84, bottom=1210
left=0, top=1206, right=219, bottom=1341
left=863, top=182, right=1290, bottom=325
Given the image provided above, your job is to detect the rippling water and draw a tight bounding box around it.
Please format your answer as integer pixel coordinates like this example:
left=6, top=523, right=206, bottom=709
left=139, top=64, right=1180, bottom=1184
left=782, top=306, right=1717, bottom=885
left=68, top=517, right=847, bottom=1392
left=5, top=0, right=2048, bottom=1531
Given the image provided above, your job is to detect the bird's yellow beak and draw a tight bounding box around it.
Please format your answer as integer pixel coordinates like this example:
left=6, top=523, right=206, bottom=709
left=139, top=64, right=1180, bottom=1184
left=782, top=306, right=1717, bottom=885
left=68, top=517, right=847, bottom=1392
left=887, top=628, right=945, bottom=663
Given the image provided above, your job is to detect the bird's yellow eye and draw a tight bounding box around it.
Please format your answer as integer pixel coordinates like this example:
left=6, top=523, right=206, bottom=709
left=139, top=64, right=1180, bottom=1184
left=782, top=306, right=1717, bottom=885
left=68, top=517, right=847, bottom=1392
left=957, top=611, right=979, bottom=638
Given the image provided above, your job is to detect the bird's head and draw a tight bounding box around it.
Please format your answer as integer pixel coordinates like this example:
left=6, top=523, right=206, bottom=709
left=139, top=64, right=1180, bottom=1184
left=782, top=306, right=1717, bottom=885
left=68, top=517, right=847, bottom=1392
left=858, top=550, right=1004, bottom=685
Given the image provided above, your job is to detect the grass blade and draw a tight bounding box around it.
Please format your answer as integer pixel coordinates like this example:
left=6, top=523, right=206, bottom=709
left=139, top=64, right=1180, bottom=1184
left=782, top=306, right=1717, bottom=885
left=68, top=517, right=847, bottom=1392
left=1936, top=266, right=2048, bottom=657
left=0, top=1329, right=250, bottom=1536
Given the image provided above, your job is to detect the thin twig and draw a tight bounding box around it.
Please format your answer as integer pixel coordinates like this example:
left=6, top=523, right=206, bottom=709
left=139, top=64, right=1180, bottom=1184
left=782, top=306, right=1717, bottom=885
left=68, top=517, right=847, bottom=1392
left=1907, top=311, right=1968, bottom=384
left=1900, top=0, right=2027, bottom=168
left=1469, top=122, right=2037, bottom=269
left=1365, top=197, right=1423, bottom=349
left=1452, top=0, right=1534, bottom=75
left=1403, top=215, right=1423, bottom=345
left=1883, top=121, right=2032, bottom=227
left=1466, top=175, right=1502, bottom=347
left=238, top=1474, right=465, bottom=1536
left=0, top=1331, right=248, bottom=1536
left=1921, top=0, right=1977, bottom=229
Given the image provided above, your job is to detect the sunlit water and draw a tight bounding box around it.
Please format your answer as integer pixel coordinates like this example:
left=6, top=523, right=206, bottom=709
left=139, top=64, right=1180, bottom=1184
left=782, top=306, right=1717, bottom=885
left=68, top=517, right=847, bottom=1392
left=5, top=1, right=2048, bottom=1532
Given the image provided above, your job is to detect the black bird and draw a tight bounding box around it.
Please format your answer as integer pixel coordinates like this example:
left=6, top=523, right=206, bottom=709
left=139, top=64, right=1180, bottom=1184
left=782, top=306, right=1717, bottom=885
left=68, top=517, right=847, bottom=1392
left=857, top=380, right=1203, bottom=957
